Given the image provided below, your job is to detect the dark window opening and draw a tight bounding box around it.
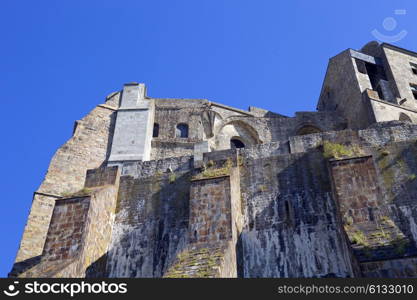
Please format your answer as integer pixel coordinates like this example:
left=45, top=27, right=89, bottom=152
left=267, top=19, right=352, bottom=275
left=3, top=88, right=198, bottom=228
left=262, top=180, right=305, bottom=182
left=231, top=138, right=245, bottom=149
left=355, top=59, right=367, bottom=74
left=364, top=62, right=388, bottom=91
left=284, top=201, right=290, bottom=218
left=152, top=123, right=159, bottom=137
left=176, top=123, right=189, bottom=138
left=410, top=63, right=417, bottom=75
left=368, top=207, right=375, bottom=221
left=411, top=84, right=417, bottom=100
left=399, top=113, right=412, bottom=123
left=284, top=200, right=293, bottom=225
left=296, top=125, right=321, bottom=136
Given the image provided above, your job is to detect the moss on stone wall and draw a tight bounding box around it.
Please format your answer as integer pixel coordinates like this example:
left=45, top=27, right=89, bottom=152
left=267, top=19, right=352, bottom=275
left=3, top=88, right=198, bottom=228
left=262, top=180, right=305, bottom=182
left=192, top=158, right=233, bottom=180
left=163, top=247, right=224, bottom=278
left=168, top=173, right=176, bottom=184
left=351, top=230, right=369, bottom=247
left=61, top=188, right=92, bottom=198
left=376, top=147, right=409, bottom=200
left=391, top=238, right=409, bottom=256
left=322, top=141, right=363, bottom=159
left=377, top=151, right=395, bottom=195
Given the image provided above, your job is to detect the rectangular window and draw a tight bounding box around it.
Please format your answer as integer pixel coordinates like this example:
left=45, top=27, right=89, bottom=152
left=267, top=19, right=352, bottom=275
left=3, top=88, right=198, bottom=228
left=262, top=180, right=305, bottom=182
left=355, top=59, right=367, bottom=74
left=411, top=63, right=417, bottom=75
left=411, top=84, right=417, bottom=100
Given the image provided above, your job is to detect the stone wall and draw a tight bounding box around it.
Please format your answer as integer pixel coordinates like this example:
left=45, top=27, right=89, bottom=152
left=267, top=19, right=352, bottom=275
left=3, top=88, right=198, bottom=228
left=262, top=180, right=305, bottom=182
left=317, top=50, right=374, bottom=129
left=85, top=166, right=119, bottom=188
left=108, top=83, right=155, bottom=162
left=13, top=166, right=120, bottom=278
left=383, top=45, right=417, bottom=110
left=105, top=149, right=245, bottom=277
left=161, top=152, right=242, bottom=277
left=163, top=244, right=228, bottom=278
left=238, top=146, right=356, bottom=277
left=42, top=197, right=90, bottom=262
left=151, top=140, right=194, bottom=160
left=324, top=137, right=417, bottom=276
left=105, top=157, right=192, bottom=277
left=150, top=99, right=207, bottom=159
left=150, top=97, right=346, bottom=160
left=14, top=119, right=417, bottom=278
left=361, top=257, right=417, bottom=277
left=10, top=44, right=417, bottom=279
left=77, top=184, right=119, bottom=277
left=329, top=156, right=382, bottom=224
left=189, top=176, right=232, bottom=244
left=13, top=93, right=119, bottom=274
left=317, top=43, right=417, bottom=127
left=288, top=122, right=417, bottom=155
left=364, top=89, right=417, bottom=123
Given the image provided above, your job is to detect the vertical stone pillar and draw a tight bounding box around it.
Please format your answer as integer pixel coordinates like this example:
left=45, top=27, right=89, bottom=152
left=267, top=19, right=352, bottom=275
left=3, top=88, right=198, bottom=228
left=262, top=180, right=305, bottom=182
left=329, top=156, right=381, bottom=223
left=189, top=176, right=233, bottom=244
left=108, top=83, right=154, bottom=163
left=193, top=141, right=210, bottom=168
left=185, top=163, right=242, bottom=277
left=11, top=166, right=121, bottom=277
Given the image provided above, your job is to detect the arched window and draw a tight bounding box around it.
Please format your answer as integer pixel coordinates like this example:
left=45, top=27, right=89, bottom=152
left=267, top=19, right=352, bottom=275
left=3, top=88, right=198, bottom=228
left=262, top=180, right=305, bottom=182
left=296, top=125, right=321, bottom=136
left=153, top=123, right=159, bottom=137
left=399, top=113, right=412, bottom=123
left=230, top=138, right=245, bottom=149
left=176, top=123, right=189, bottom=138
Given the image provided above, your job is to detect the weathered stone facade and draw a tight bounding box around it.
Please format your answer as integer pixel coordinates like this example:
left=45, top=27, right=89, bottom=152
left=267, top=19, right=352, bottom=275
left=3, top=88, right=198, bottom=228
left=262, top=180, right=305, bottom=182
left=10, top=41, right=417, bottom=278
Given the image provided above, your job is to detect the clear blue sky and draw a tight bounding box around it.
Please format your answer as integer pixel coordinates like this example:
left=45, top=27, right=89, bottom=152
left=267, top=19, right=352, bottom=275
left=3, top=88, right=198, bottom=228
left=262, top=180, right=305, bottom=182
left=1, top=0, right=416, bottom=277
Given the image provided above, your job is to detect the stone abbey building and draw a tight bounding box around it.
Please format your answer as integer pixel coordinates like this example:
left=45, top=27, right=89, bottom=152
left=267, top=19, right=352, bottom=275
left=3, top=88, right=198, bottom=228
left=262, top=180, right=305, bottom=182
left=10, top=41, right=417, bottom=277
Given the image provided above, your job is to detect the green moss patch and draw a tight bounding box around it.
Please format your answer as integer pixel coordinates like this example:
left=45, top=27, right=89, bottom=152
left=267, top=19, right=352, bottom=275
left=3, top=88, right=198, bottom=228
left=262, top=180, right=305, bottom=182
left=163, top=247, right=224, bottom=278
left=192, top=158, right=233, bottom=180
left=61, top=188, right=92, bottom=198
left=322, top=141, right=363, bottom=159
left=350, top=230, right=369, bottom=247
